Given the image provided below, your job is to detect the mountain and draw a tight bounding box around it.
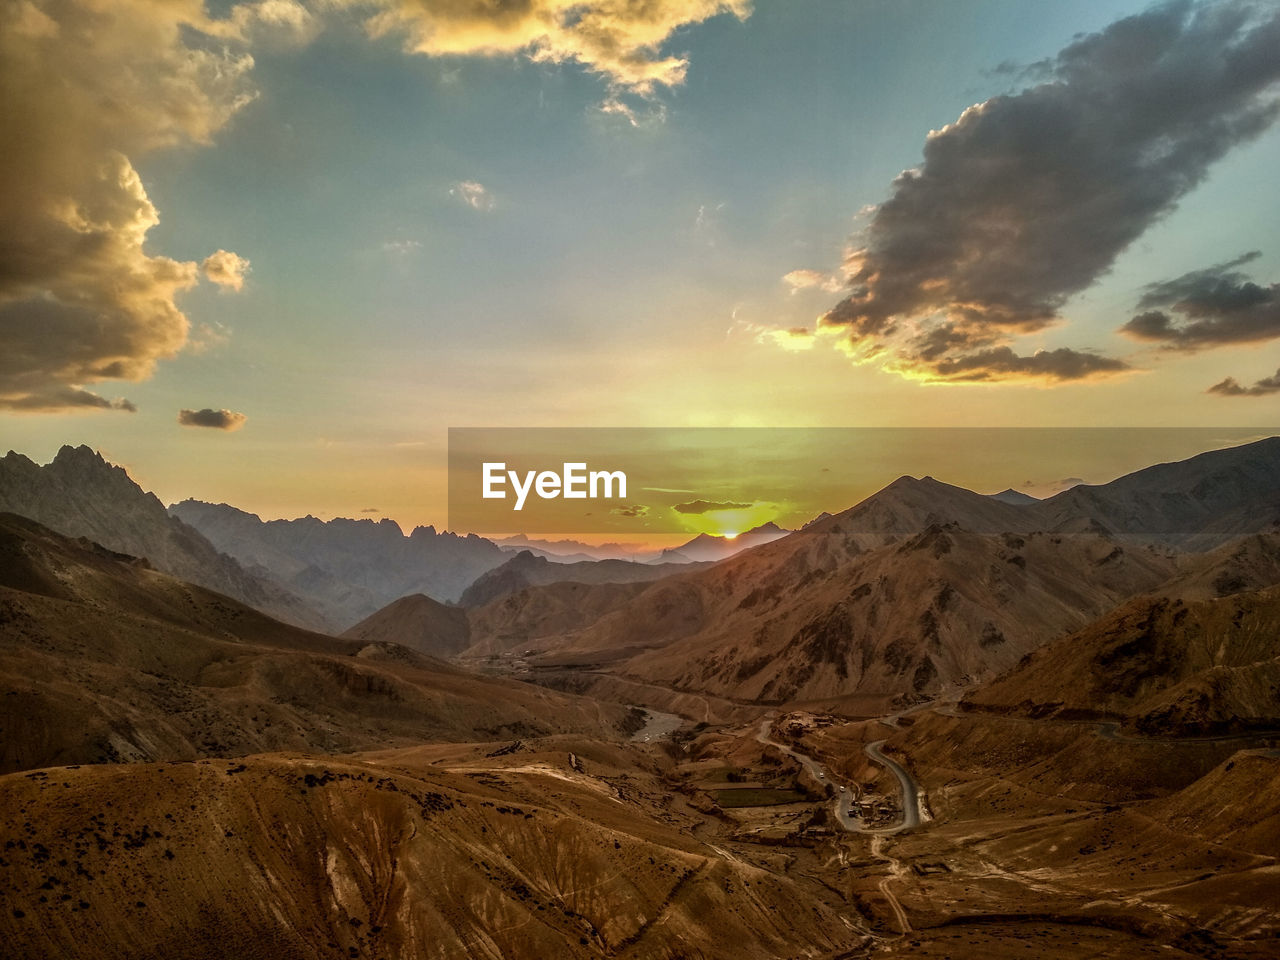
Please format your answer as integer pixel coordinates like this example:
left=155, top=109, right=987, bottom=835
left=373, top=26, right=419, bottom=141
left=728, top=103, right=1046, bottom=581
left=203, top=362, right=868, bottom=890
left=1029, top=436, right=1280, bottom=548
left=0, top=446, right=325, bottom=631
left=807, top=474, right=1040, bottom=544
left=964, top=583, right=1280, bottom=735
left=458, top=549, right=709, bottom=608
left=501, top=545, right=602, bottom=563
left=0, top=513, right=629, bottom=774
left=0, top=740, right=859, bottom=959
left=1155, top=531, right=1280, bottom=601
left=801, top=511, right=833, bottom=529
left=546, top=525, right=1181, bottom=705
left=169, top=499, right=508, bottom=628
left=807, top=436, right=1280, bottom=549
left=469, top=439, right=1280, bottom=712
left=340, top=593, right=471, bottom=657
left=465, top=580, right=660, bottom=658
left=988, top=487, right=1039, bottom=505
left=495, top=534, right=652, bottom=562
left=653, top=522, right=791, bottom=564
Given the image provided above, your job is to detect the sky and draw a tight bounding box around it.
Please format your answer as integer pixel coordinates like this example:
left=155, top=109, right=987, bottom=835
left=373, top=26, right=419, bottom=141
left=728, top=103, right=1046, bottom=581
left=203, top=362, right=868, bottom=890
left=2, top=0, right=1279, bottom=532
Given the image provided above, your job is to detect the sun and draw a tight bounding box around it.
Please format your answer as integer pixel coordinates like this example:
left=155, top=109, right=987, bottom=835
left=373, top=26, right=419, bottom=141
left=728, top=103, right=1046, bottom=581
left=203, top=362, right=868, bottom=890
left=723, top=530, right=740, bottom=540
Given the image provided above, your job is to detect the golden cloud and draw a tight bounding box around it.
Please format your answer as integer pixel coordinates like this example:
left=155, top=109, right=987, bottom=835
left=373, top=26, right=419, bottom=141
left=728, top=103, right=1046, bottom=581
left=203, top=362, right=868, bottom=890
left=0, top=0, right=258, bottom=412
left=203, top=250, right=252, bottom=291
left=1, top=0, right=749, bottom=412
left=360, top=0, right=751, bottom=94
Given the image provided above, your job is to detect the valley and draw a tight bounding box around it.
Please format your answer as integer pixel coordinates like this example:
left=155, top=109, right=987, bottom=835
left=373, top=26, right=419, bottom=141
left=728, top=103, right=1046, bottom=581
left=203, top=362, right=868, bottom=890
left=3, top=438, right=1280, bottom=957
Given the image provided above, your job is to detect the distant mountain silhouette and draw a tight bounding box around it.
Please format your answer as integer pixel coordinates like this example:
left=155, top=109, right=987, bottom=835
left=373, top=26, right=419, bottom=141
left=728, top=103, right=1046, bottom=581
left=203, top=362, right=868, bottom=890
left=169, top=499, right=509, bottom=629
left=459, top=549, right=708, bottom=608
left=654, top=522, right=791, bottom=564
left=988, top=488, right=1040, bottom=505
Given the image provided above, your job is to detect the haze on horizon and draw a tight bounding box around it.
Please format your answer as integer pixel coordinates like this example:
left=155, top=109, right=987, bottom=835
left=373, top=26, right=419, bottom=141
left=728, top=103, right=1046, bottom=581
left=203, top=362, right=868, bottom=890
left=3, top=0, right=1280, bottom=531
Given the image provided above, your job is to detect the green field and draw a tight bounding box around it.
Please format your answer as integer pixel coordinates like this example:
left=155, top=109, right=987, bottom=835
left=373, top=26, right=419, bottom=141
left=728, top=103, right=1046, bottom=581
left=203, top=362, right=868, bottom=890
left=712, top=788, right=808, bottom=808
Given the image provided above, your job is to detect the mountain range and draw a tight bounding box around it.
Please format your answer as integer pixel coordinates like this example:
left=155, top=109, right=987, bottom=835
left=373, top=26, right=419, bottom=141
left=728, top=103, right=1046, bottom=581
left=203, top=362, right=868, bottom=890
left=454, top=436, right=1280, bottom=713
left=168, top=499, right=508, bottom=628
left=0, top=446, right=325, bottom=631
left=3, top=437, right=1280, bottom=958
left=458, top=549, right=711, bottom=608
left=0, top=512, right=627, bottom=774
left=654, top=521, right=792, bottom=563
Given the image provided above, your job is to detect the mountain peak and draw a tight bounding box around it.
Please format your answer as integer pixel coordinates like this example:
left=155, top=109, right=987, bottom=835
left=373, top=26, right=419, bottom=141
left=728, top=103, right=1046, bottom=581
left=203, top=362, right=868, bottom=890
left=52, top=444, right=111, bottom=472
left=989, top=488, right=1040, bottom=505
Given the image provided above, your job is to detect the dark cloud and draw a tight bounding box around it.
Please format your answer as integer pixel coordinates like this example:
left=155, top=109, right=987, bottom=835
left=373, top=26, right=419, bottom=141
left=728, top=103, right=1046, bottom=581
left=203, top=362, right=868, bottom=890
left=178, top=408, right=247, bottom=431
left=360, top=507, right=381, bottom=513
left=927, top=347, right=1130, bottom=383
left=673, top=499, right=753, bottom=514
left=610, top=504, right=650, bottom=518
left=0, top=384, right=137, bottom=413
left=1120, top=252, right=1280, bottom=349
left=818, top=0, right=1280, bottom=383
left=1207, top=368, right=1280, bottom=396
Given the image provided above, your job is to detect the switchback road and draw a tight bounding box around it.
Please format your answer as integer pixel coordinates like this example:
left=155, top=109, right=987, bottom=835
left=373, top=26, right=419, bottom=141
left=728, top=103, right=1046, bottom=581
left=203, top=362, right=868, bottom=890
left=755, top=718, right=920, bottom=835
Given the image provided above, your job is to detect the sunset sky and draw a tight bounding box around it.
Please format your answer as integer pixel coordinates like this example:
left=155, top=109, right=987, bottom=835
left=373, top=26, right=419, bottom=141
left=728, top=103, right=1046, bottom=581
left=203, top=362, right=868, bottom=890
left=3, top=0, right=1279, bottom=531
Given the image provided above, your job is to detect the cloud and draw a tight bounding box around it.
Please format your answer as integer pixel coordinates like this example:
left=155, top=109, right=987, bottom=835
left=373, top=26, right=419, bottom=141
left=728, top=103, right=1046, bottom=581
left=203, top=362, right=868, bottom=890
left=450, top=180, right=495, bottom=211
left=1207, top=368, right=1280, bottom=396
left=360, top=507, right=381, bottom=513
left=202, top=249, right=251, bottom=291
left=186, top=322, right=232, bottom=354
left=610, top=504, right=650, bottom=518
left=1020, top=476, right=1086, bottom=497
left=782, top=269, right=842, bottom=294
left=921, top=347, right=1131, bottom=384
left=178, top=408, right=248, bottom=431
left=759, top=327, right=816, bottom=352
left=815, top=1, right=1280, bottom=384
left=382, top=239, right=423, bottom=255
left=360, top=0, right=752, bottom=95
left=1119, top=252, right=1280, bottom=349
left=1, top=0, right=745, bottom=413
left=673, top=499, right=753, bottom=514
left=1, top=386, right=138, bottom=413
left=600, top=96, right=667, bottom=127
left=695, top=202, right=725, bottom=231
left=0, top=0, right=259, bottom=413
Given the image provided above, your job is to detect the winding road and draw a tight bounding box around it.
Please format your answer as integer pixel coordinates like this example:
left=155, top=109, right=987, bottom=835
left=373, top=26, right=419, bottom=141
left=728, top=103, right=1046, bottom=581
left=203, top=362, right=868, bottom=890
left=863, top=740, right=920, bottom=831
left=754, top=718, right=920, bottom=835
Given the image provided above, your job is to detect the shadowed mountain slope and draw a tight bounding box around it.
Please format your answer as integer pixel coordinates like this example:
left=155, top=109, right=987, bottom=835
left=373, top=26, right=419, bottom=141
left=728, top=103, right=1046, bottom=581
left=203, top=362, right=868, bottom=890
left=0, top=514, right=629, bottom=774
left=340, top=592, right=471, bottom=658
left=964, top=583, right=1280, bottom=735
